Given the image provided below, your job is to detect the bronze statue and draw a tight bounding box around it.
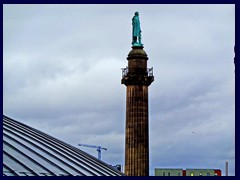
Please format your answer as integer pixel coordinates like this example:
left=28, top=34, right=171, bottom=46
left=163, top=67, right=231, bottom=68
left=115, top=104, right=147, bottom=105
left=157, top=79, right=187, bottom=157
left=132, top=12, right=143, bottom=46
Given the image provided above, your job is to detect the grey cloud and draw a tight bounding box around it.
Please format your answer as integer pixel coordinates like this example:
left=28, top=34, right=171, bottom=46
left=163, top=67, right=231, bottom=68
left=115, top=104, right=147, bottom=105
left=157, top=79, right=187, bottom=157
left=3, top=4, right=235, bottom=175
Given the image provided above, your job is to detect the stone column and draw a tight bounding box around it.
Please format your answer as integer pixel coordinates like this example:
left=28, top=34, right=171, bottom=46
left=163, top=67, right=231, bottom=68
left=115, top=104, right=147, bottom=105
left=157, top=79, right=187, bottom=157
left=121, top=46, right=154, bottom=176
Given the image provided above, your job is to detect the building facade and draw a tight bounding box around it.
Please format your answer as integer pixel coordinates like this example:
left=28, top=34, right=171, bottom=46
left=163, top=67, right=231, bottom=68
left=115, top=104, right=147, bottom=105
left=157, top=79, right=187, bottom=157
left=155, top=168, right=221, bottom=176
left=155, top=169, right=183, bottom=176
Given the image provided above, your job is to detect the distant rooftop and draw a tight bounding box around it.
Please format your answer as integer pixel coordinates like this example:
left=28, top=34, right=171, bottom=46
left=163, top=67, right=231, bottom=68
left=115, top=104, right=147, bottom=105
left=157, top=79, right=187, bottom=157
left=3, top=115, right=124, bottom=176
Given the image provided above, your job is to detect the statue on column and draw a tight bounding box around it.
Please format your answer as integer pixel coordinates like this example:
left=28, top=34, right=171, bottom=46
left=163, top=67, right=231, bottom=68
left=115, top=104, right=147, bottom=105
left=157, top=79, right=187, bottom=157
left=132, top=12, right=143, bottom=46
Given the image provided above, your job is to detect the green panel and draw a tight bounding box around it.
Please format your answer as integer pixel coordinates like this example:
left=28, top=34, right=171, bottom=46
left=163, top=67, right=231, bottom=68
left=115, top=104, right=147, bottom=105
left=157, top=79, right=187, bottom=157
left=186, top=169, right=215, bottom=176
left=155, top=169, right=183, bottom=176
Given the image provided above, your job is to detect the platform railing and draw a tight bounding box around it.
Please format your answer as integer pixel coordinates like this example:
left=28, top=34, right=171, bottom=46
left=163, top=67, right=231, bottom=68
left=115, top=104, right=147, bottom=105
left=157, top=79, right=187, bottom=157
left=121, top=67, right=153, bottom=78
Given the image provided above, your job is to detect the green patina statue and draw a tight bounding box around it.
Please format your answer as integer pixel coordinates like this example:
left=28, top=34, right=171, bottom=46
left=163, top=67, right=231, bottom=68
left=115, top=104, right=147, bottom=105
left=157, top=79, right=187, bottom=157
left=132, top=12, right=143, bottom=46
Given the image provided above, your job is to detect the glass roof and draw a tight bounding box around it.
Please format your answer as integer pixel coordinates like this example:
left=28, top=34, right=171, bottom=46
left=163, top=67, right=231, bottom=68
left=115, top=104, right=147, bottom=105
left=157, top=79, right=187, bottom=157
left=3, top=115, right=124, bottom=176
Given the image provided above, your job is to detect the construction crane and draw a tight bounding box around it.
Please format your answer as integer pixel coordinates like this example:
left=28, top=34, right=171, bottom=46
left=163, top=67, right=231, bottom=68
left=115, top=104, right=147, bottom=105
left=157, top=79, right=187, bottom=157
left=78, top=144, right=107, bottom=160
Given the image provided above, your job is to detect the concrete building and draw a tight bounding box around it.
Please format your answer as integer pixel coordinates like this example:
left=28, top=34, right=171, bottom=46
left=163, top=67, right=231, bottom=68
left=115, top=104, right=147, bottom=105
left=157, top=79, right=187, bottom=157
left=121, top=46, right=154, bottom=176
left=155, top=168, right=221, bottom=176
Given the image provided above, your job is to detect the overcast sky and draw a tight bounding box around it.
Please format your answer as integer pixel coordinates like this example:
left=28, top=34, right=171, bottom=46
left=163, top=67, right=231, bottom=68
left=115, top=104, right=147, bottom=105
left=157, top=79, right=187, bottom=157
left=3, top=4, right=235, bottom=176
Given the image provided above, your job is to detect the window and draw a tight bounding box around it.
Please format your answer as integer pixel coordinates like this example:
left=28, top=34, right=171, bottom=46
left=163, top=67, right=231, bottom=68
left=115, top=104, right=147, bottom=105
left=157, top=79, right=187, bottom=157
left=163, top=172, right=165, bottom=176
left=168, top=172, right=170, bottom=176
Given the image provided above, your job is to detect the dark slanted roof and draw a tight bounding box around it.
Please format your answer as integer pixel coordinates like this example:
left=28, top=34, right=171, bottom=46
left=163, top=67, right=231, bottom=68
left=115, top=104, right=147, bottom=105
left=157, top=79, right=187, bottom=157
left=3, top=115, right=124, bottom=176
